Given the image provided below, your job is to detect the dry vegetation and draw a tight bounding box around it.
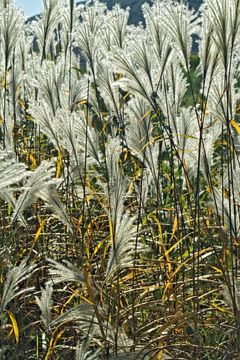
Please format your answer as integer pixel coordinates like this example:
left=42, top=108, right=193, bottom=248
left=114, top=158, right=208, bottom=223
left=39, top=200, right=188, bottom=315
left=1, top=0, right=240, bottom=358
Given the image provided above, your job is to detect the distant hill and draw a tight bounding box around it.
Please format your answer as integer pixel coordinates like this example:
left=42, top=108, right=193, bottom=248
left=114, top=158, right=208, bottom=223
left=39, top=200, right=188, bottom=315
left=28, top=0, right=203, bottom=25
left=103, top=0, right=203, bottom=25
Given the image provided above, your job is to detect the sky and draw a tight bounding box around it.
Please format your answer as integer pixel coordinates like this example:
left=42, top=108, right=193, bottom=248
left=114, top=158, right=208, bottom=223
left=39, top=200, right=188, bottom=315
left=14, top=1, right=85, bottom=17
left=14, top=0, right=43, bottom=17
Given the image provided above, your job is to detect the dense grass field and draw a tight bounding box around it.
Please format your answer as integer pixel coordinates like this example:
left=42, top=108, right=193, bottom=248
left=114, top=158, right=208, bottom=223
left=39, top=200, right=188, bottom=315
left=1, top=0, right=240, bottom=358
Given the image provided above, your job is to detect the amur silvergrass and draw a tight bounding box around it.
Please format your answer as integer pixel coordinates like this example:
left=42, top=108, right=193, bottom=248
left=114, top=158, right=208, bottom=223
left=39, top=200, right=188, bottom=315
left=1, top=0, right=240, bottom=358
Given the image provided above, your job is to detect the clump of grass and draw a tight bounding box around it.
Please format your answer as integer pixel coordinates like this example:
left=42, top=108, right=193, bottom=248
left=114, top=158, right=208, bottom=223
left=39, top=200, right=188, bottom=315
left=1, top=0, right=240, bottom=358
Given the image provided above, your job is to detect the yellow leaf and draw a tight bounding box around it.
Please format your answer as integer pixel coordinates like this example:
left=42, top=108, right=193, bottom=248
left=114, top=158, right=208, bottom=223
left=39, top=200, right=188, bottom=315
left=118, top=272, right=135, bottom=284
left=83, top=264, right=97, bottom=303
left=1, top=71, right=9, bottom=88
left=123, top=92, right=130, bottom=100
left=170, top=214, right=178, bottom=241
left=123, top=148, right=128, bottom=162
left=56, top=151, right=63, bottom=178
left=29, top=153, right=37, bottom=170
left=109, top=219, right=113, bottom=244
left=45, top=328, right=65, bottom=360
left=230, top=119, right=240, bottom=133
left=18, top=99, right=26, bottom=109
left=34, top=218, right=45, bottom=243
left=86, top=194, right=93, bottom=205
left=79, top=293, right=94, bottom=305
left=76, top=99, right=87, bottom=105
left=36, top=335, right=39, bottom=359
left=211, top=266, right=223, bottom=274
left=211, top=301, right=226, bottom=313
left=93, top=239, right=106, bottom=256
left=61, top=289, right=78, bottom=312
left=8, top=311, right=19, bottom=344
left=140, top=109, right=151, bottom=120
left=29, top=217, right=46, bottom=255
left=2, top=77, right=7, bottom=88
